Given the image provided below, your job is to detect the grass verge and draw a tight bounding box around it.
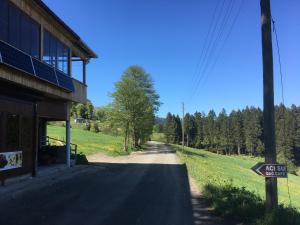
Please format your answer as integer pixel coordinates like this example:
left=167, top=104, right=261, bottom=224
left=173, top=144, right=300, bottom=224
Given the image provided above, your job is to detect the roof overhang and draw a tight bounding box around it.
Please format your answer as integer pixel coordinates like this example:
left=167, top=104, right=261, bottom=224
left=33, top=0, right=98, bottom=59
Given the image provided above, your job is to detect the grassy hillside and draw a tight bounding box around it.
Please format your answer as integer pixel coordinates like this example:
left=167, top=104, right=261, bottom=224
left=47, top=125, right=125, bottom=156
left=172, top=145, right=300, bottom=210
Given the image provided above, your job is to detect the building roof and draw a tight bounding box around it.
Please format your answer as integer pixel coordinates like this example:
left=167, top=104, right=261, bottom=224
left=33, top=0, right=98, bottom=59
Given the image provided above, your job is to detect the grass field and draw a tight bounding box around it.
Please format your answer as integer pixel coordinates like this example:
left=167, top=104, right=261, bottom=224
left=47, top=125, right=125, bottom=156
left=172, top=145, right=300, bottom=210
left=151, top=132, right=166, bottom=142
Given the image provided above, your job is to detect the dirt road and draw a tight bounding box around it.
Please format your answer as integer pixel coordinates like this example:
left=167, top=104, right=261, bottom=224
left=0, top=141, right=227, bottom=225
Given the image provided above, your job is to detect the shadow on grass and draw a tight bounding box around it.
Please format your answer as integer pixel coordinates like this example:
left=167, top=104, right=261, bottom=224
left=182, top=150, right=207, bottom=158
left=171, top=145, right=207, bottom=158
left=203, top=182, right=300, bottom=225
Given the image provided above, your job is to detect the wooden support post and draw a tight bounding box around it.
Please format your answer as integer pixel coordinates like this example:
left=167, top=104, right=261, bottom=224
left=32, top=103, right=38, bottom=177
left=260, top=0, right=278, bottom=211
left=66, top=119, right=71, bottom=167
left=68, top=49, right=72, bottom=77
left=83, top=60, right=87, bottom=85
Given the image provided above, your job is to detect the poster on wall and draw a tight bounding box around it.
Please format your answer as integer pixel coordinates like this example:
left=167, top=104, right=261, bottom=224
left=0, top=151, right=22, bottom=171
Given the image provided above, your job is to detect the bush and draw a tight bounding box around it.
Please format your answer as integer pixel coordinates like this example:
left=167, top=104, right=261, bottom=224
left=75, top=152, right=89, bottom=165
left=255, top=205, right=300, bottom=225
left=83, top=122, right=91, bottom=131
left=203, top=182, right=264, bottom=222
left=90, top=122, right=100, bottom=133
left=202, top=181, right=300, bottom=225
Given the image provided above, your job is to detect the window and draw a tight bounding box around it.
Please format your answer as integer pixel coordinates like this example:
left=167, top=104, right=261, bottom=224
left=43, top=30, right=69, bottom=74
left=0, top=0, right=40, bottom=58
left=0, top=0, right=9, bottom=42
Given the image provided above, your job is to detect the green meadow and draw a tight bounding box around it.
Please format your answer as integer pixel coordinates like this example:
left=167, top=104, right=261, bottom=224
left=47, top=125, right=125, bottom=156
left=173, top=145, right=300, bottom=210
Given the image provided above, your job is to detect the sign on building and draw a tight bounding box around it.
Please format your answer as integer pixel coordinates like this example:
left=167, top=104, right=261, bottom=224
left=0, top=151, right=22, bottom=171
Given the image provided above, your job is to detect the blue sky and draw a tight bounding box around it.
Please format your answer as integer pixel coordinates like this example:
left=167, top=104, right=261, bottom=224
left=44, top=0, right=300, bottom=117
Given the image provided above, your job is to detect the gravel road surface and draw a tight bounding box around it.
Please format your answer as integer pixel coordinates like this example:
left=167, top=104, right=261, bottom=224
left=0, top=141, right=228, bottom=225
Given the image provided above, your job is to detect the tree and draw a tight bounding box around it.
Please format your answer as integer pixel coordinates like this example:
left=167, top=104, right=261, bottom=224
left=76, top=103, right=87, bottom=119
left=243, top=107, right=263, bottom=155
left=231, top=110, right=245, bottom=155
left=110, top=66, right=160, bottom=151
left=204, top=110, right=217, bottom=149
left=86, top=100, right=94, bottom=120
left=174, top=115, right=182, bottom=144
left=164, top=113, right=176, bottom=143
left=275, top=105, right=297, bottom=173
left=194, top=112, right=204, bottom=149
left=95, top=107, right=109, bottom=122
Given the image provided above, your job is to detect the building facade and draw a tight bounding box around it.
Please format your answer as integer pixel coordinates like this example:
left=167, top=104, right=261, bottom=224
left=0, top=0, right=97, bottom=181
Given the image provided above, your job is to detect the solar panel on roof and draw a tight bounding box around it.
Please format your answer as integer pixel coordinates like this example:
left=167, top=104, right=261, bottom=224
left=0, top=40, right=75, bottom=93
left=32, top=58, right=58, bottom=86
left=55, top=70, right=75, bottom=92
left=0, top=40, right=35, bottom=75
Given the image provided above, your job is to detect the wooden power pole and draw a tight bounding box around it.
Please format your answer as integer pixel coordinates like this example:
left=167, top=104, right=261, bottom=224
left=260, top=0, right=278, bottom=211
left=182, top=102, right=185, bottom=151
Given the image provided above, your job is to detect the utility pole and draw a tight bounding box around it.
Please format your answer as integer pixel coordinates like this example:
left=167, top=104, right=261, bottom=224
left=260, top=0, right=278, bottom=211
left=182, top=102, right=185, bottom=151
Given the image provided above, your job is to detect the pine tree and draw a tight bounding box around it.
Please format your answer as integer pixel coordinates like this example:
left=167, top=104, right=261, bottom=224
left=275, top=105, right=297, bottom=173
left=231, top=110, right=245, bottom=155
left=243, top=107, right=263, bottom=155
left=194, top=112, right=204, bottom=149
left=175, top=115, right=182, bottom=144
left=205, top=110, right=217, bottom=150
left=164, top=113, right=175, bottom=144
left=184, top=113, right=191, bottom=147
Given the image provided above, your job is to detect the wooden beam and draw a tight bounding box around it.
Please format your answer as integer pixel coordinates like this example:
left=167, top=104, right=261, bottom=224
left=68, top=49, right=72, bottom=77
left=83, top=60, right=86, bottom=85
left=32, top=103, right=38, bottom=177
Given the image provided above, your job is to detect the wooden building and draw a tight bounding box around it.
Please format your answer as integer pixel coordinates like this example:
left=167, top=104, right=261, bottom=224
left=0, top=0, right=97, bottom=181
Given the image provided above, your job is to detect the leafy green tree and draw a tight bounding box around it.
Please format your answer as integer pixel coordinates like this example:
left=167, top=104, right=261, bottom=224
left=110, top=66, right=160, bottom=151
left=76, top=103, right=87, bottom=119
left=95, top=107, right=109, bottom=122
left=86, top=100, right=94, bottom=120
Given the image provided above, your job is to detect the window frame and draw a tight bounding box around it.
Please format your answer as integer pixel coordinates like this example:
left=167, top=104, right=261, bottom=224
left=43, top=29, right=70, bottom=75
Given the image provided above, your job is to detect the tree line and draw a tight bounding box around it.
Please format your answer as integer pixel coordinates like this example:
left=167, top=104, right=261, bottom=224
left=164, top=105, right=300, bottom=173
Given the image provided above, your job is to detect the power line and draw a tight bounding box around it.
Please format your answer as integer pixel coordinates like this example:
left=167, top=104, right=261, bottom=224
left=188, top=0, right=236, bottom=102
left=188, top=0, right=227, bottom=100
left=271, top=18, right=292, bottom=206
left=200, top=0, right=245, bottom=89
left=193, top=0, right=236, bottom=93
left=189, top=1, right=222, bottom=86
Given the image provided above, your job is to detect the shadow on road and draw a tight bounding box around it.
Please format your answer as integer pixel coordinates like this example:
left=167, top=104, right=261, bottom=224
left=0, top=162, right=228, bottom=225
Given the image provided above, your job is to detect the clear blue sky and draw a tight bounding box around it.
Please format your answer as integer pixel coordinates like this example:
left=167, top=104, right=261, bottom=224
left=44, top=0, right=300, bottom=117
